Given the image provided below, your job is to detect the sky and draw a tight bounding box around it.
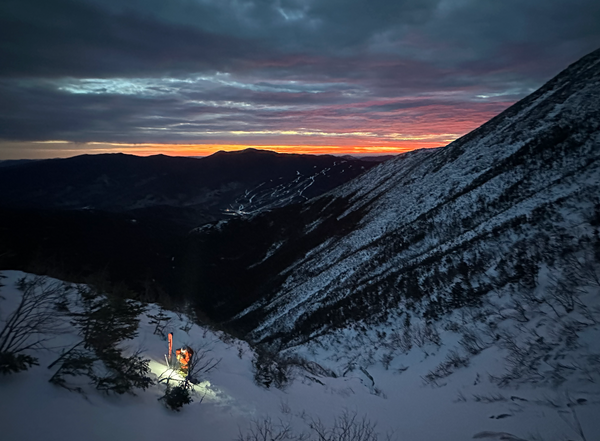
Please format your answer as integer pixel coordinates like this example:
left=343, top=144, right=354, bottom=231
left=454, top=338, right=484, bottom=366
left=1, top=0, right=599, bottom=159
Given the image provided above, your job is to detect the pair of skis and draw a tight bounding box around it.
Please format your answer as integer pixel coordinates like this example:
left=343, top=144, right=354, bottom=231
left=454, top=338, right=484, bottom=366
left=165, top=332, right=175, bottom=368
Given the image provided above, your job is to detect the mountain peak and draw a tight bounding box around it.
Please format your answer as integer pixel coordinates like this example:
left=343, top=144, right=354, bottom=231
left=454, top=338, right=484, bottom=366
left=211, top=148, right=280, bottom=157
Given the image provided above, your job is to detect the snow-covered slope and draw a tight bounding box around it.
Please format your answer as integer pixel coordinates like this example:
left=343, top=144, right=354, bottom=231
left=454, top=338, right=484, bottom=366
left=2, top=270, right=599, bottom=441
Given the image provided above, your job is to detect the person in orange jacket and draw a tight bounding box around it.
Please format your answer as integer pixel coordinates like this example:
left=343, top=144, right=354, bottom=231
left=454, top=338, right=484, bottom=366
left=175, top=346, right=194, bottom=372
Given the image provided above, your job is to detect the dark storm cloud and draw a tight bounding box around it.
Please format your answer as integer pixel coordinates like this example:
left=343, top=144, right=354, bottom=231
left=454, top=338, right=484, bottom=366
left=0, top=0, right=268, bottom=78
left=0, top=0, right=599, bottom=150
left=0, top=0, right=441, bottom=79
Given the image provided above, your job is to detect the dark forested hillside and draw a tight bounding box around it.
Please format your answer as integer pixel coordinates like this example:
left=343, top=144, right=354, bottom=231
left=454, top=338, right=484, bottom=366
left=0, top=149, right=381, bottom=294
left=0, top=149, right=379, bottom=228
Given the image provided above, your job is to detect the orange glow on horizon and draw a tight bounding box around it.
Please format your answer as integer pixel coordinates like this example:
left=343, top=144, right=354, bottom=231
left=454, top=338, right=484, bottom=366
left=48, top=141, right=446, bottom=158
left=0, top=140, right=452, bottom=160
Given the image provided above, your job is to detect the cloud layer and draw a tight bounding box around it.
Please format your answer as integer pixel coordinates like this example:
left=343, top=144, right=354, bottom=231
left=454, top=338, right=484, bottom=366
left=1, top=0, right=599, bottom=157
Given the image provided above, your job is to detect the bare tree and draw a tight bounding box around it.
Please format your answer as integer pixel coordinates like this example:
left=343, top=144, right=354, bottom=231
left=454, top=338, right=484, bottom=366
left=308, top=411, right=382, bottom=441
left=147, top=306, right=171, bottom=337
left=185, top=342, right=222, bottom=384
left=0, top=276, right=68, bottom=374
left=238, top=411, right=393, bottom=441
left=238, top=417, right=305, bottom=441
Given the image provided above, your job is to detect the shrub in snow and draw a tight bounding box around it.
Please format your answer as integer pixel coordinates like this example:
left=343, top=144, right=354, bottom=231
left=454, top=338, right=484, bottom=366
left=252, top=348, right=294, bottom=389
left=423, top=349, right=470, bottom=386
left=160, top=383, right=193, bottom=411
left=252, top=345, right=337, bottom=389
left=0, top=351, right=38, bottom=374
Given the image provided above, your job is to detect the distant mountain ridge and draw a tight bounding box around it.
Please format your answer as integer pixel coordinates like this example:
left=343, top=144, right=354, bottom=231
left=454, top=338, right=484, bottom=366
left=0, top=148, right=381, bottom=228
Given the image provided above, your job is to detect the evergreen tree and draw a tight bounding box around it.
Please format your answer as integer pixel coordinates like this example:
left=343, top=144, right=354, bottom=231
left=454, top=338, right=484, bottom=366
left=49, top=286, right=154, bottom=394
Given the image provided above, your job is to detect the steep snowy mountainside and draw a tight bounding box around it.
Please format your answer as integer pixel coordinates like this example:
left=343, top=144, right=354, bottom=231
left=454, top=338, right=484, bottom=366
left=324, top=46, right=600, bottom=247
left=187, top=48, right=600, bottom=346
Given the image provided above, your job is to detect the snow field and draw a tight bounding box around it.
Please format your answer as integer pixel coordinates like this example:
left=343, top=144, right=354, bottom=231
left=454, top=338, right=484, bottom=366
left=3, top=269, right=600, bottom=440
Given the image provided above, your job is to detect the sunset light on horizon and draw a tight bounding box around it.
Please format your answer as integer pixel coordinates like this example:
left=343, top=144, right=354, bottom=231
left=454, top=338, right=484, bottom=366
left=1, top=141, right=444, bottom=160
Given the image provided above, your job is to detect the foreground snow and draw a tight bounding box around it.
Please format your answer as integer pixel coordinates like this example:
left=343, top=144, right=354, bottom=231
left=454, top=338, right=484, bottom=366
left=1, top=270, right=599, bottom=441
